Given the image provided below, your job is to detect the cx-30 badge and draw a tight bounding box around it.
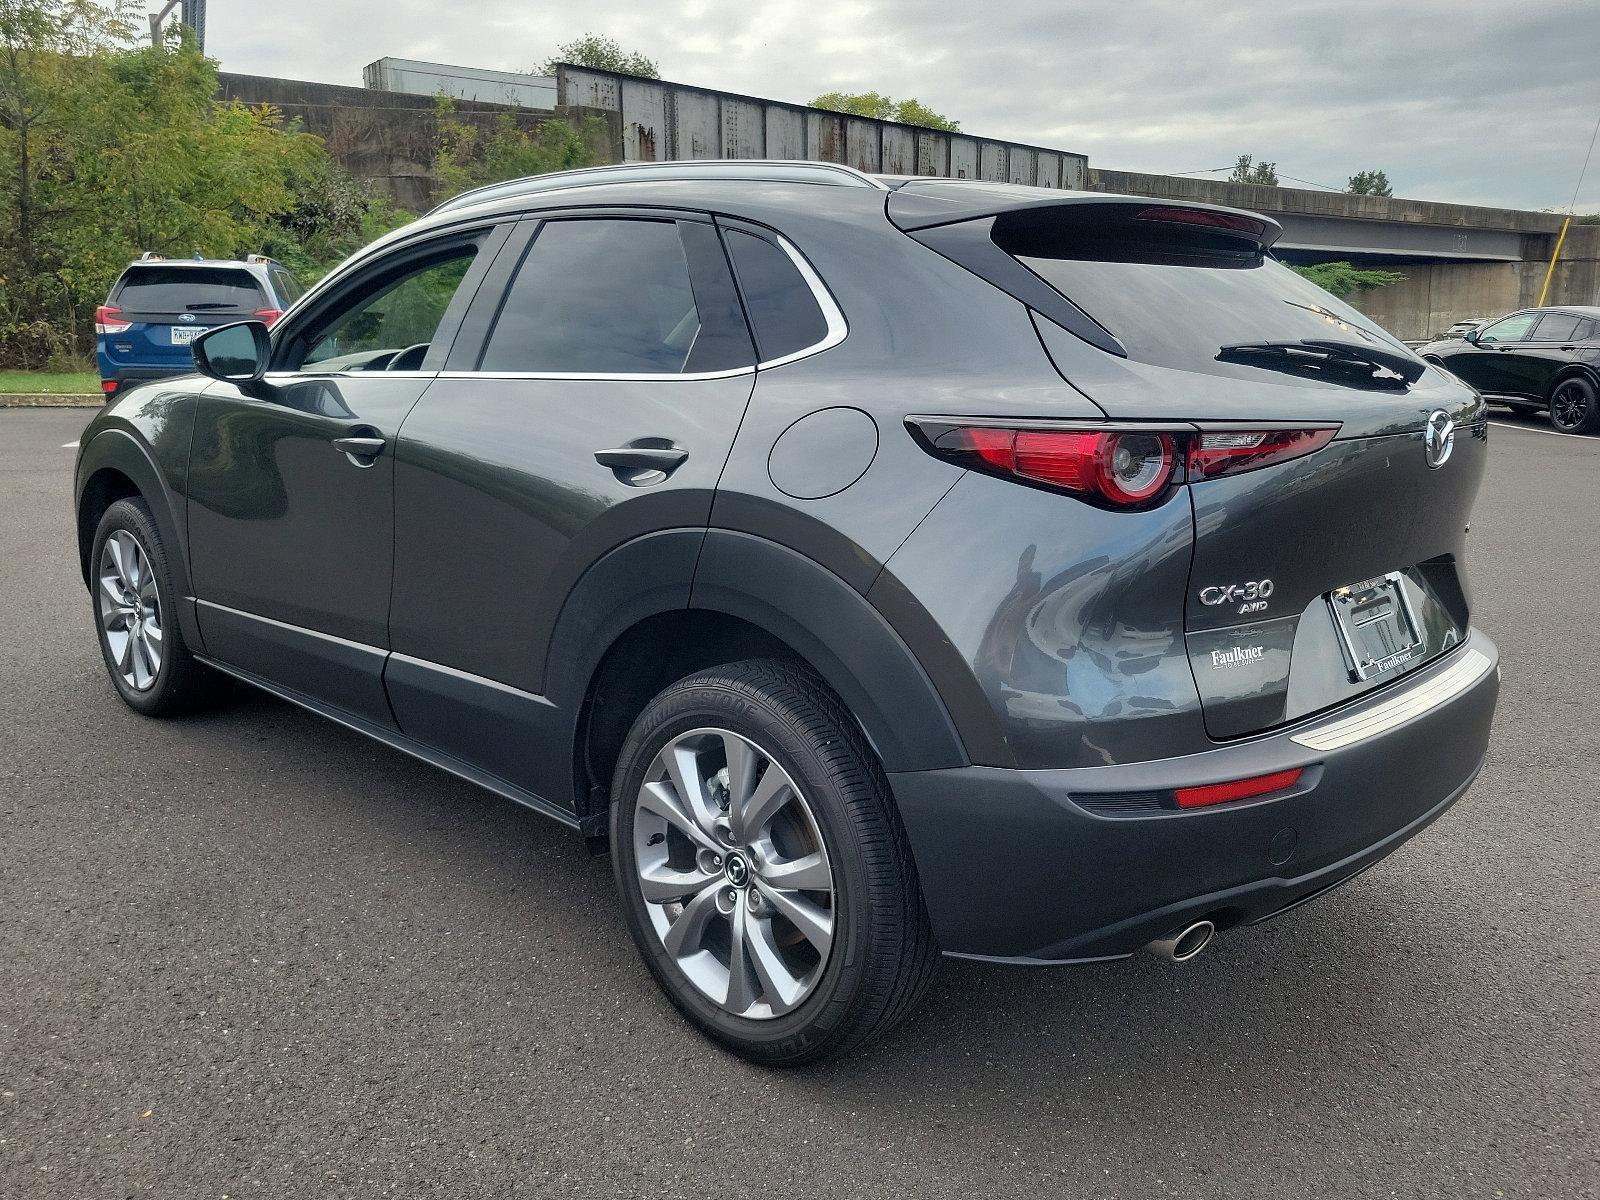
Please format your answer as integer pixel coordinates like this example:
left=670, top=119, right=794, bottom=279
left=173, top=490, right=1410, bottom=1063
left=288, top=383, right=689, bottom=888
left=1199, top=579, right=1274, bottom=615
left=1424, top=410, right=1455, bottom=469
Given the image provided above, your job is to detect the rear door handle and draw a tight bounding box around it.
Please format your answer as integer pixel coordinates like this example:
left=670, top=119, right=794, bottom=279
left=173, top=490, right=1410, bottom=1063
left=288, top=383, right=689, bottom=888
left=332, top=435, right=387, bottom=462
left=594, top=445, right=688, bottom=473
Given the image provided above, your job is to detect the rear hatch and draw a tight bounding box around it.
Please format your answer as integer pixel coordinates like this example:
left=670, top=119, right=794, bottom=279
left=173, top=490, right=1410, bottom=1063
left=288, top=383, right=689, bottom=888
left=103, top=265, right=270, bottom=369
left=892, top=185, right=1488, bottom=739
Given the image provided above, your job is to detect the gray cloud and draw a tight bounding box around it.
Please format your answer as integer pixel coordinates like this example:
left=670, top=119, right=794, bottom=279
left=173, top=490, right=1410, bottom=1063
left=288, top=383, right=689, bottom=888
left=206, top=0, right=1600, bottom=211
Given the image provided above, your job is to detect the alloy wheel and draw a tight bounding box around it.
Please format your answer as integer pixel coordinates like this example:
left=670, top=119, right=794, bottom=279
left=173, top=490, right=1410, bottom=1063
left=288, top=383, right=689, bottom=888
left=1551, top=380, right=1591, bottom=431
left=632, top=727, right=836, bottom=1019
left=97, top=529, right=163, bottom=691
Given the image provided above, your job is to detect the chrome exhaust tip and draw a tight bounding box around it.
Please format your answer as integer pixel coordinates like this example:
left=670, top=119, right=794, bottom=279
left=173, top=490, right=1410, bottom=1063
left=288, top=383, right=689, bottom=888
left=1145, top=919, right=1216, bottom=963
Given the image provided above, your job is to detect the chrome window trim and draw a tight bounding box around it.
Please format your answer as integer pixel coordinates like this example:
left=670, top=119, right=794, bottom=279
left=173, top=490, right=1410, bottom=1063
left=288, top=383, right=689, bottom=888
left=1289, top=647, right=1493, bottom=752
left=754, top=233, right=849, bottom=370
left=432, top=366, right=756, bottom=383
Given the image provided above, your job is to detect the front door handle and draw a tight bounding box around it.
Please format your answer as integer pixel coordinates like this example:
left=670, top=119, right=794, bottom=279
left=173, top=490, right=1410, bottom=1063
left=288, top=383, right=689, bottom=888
left=332, top=434, right=386, bottom=464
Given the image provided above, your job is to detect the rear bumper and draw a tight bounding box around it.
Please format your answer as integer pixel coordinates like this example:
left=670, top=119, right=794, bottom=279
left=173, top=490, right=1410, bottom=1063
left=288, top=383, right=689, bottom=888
left=889, top=630, right=1499, bottom=962
left=100, top=366, right=192, bottom=396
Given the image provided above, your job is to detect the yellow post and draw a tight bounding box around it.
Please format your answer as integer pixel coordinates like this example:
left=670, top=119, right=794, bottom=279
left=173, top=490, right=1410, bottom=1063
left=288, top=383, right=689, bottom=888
left=1538, top=216, right=1572, bottom=307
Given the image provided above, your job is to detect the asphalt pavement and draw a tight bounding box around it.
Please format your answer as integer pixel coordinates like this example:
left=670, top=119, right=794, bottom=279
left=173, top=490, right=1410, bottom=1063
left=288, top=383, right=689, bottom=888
left=1, top=406, right=1594, bottom=1198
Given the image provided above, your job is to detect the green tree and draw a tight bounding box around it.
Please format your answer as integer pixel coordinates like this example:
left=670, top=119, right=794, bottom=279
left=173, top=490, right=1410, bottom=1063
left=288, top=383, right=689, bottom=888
left=1229, top=154, right=1279, bottom=186
left=810, top=90, right=960, bottom=131
left=1347, top=169, right=1393, bottom=196
left=1290, top=261, right=1405, bottom=298
left=540, top=33, right=658, bottom=78
left=432, top=94, right=609, bottom=204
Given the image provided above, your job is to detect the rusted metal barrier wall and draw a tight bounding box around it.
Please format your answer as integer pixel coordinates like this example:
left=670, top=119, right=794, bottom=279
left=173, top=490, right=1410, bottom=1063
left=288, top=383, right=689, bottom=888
left=556, top=65, right=1088, bottom=188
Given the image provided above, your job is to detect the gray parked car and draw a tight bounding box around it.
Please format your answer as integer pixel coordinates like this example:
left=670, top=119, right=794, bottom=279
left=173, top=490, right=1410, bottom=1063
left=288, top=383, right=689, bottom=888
left=73, top=161, right=1499, bottom=1064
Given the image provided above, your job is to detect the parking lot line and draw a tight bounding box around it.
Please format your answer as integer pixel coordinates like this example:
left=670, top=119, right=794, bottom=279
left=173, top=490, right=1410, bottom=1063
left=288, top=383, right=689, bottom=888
left=1487, top=420, right=1574, bottom=438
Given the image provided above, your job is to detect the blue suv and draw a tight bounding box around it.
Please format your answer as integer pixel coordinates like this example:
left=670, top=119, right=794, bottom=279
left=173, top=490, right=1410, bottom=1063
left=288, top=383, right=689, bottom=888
left=95, top=255, right=302, bottom=397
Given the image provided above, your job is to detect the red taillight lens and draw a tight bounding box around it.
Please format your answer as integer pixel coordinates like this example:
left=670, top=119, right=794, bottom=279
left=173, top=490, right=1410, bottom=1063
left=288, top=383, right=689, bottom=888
left=1174, top=767, right=1303, bottom=809
left=914, top=421, right=1338, bottom=504
left=100, top=378, right=118, bottom=395
left=1187, top=428, right=1337, bottom=480
left=935, top=427, right=1177, bottom=509
left=94, top=305, right=131, bottom=335
left=254, top=308, right=283, bottom=327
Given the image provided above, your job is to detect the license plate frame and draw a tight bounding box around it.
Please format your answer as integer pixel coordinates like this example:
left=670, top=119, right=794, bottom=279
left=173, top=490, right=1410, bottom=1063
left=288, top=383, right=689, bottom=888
left=169, top=325, right=200, bottom=345
left=1327, top=571, right=1424, bottom=681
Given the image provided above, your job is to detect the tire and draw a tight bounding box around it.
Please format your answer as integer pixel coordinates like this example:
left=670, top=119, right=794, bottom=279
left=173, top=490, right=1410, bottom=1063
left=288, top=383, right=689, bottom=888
left=1548, top=375, right=1600, bottom=435
left=609, top=658, right=938, bottom=1066
left=90, top=497, right=225, bottom=716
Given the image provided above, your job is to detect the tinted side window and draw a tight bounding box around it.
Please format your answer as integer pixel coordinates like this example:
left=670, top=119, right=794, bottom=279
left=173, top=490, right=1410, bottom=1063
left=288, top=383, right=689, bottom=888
left=1575, top=319, right=1597, bottom=342
left=1530, top=313, right=1582, bottom=342
left=724, top=230, right=829, bottom=362
left=270, top=267, right=304, bottom=303
left=1477, top=312, right=1538, bottom=343
left=481, top=219, right=700, bottom=374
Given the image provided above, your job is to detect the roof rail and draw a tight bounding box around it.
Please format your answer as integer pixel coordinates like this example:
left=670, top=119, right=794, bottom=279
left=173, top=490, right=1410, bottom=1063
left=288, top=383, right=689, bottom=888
left=427, top=159, right=888, bottom=217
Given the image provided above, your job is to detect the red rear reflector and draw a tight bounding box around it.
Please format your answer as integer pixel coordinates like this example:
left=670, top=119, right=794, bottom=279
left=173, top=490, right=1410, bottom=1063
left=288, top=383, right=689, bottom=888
left=1174, top=768, right=1303, bottom=809
left=254, top=308, right=283, bottom=327
left=100, top=379, right=118, bottom=395
left=94, top=305, right=131, bottom=335
left=1188, top=428, right=1337, bottom=480
left=1134, top=206, right=1268, bottom=238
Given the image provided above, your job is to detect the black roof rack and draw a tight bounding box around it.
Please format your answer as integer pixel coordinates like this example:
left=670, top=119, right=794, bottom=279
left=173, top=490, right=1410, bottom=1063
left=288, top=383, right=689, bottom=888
left=427, top=159, right=888, bottom=216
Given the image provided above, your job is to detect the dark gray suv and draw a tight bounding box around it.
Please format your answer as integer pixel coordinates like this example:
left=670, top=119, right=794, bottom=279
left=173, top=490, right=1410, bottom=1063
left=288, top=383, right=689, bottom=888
left=73, top=161, right=1500, bottom=1064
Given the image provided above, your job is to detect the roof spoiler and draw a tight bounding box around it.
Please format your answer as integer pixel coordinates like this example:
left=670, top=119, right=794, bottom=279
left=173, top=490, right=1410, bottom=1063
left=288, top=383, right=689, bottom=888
left=886, top=181, right=1282, bottom=247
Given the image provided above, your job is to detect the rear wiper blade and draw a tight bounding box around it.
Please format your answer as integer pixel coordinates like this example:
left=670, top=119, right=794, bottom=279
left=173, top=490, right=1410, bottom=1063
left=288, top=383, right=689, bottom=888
left=1217, top=338, right=1425, bottom=386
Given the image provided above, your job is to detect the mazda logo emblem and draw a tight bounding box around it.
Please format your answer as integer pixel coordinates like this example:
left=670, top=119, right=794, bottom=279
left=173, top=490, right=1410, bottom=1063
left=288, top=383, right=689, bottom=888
left=1424, top=410, right=1455, bottom=469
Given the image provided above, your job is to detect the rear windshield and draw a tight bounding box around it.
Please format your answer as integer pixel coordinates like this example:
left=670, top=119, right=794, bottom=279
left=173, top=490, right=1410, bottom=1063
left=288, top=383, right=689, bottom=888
left=113, top=266, right=265, bottom=312
left=993, top=210, right=1404, bottom=379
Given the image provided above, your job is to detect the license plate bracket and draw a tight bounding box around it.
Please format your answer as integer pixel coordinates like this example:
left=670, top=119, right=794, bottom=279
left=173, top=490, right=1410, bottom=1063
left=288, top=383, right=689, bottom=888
left=1328, top=571, right=1423, bottom=681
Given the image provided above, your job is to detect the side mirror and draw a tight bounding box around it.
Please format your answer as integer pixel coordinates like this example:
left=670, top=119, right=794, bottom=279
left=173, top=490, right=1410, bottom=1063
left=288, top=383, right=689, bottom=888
left=193, top=320, right=271, bottom=386
left=1463, top=328, right=1481, bottom=345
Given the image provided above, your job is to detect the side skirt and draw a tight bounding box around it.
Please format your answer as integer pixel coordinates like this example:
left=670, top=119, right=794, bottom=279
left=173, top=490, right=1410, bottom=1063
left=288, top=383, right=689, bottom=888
left=194, top=654, right=581, bottom=832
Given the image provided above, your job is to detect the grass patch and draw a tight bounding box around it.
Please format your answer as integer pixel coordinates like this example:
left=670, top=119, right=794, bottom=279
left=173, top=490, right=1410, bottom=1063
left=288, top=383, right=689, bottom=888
left=0, top=370, right=101, bottom=395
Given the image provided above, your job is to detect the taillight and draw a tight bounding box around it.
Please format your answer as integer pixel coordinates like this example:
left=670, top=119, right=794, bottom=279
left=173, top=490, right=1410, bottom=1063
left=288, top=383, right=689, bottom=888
left=1174, top=767, right=1303, bottom=809
left=94, top=305, right=131, bottom=335
left=926, top=426, right=1178, bottom=509
left=254, top=308, right=283, bottom=327
left=100, top=378, right=118, bottom=395
left=1187, top=427, right=1337, bottom=480
left=910, top=419, right=1338, bottom=506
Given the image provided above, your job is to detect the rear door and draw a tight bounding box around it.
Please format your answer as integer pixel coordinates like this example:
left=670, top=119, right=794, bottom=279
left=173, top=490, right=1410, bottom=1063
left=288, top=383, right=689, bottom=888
left=386, top=212, right=757, bottom=794
left=1513, top=312, right=1590, bottom=397
left=106, top=265, right=270, bottom=373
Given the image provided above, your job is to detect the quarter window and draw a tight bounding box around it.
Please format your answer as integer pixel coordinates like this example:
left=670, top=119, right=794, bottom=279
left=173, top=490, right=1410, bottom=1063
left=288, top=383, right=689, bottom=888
left=1476, top=312, right=1538, bottom=343
left=480, top=219, right=701, bottom=374
left=724, top=230, right=830, bottom=362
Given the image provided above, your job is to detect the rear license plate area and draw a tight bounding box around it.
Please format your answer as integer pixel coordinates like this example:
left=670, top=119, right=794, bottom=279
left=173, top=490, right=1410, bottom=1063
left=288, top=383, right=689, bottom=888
left=170, top=326, right=200, bottom=345
left=1328, top=572, right=1423, bottom=681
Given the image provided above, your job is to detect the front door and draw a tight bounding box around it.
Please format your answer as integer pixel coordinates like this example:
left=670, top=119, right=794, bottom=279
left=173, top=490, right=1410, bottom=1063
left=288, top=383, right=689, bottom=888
left=1448, top=310, right=1538, bottom=394
left=186, top=226, right=508, bottom=725
left=385, top=214, right=759, bottom=797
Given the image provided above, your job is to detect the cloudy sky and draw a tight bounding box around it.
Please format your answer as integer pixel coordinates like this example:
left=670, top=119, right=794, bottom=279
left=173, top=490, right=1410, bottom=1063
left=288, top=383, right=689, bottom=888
left=199, top=0, right=1600, bottom=212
